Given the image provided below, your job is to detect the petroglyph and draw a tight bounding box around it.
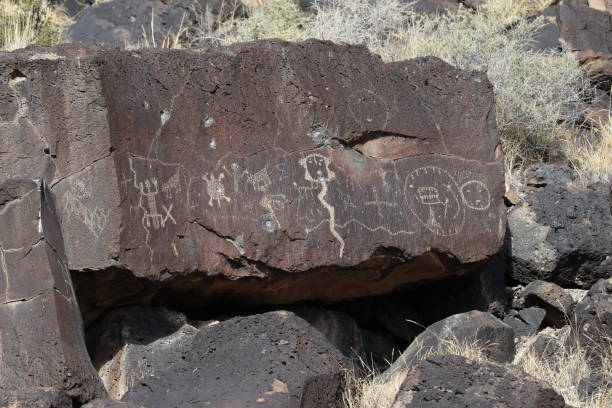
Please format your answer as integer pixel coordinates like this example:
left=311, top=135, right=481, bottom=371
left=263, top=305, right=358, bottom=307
left=161, top=171, right=182, bottom=200
left=460, top=180, right=491, bottom=210
left=136, top=178, right=176, bottom=230
left=203, top=173, right=231, bottom=207
left=347, top=89, right=390, bottom=129
left=63, top=179, right=110, bottom=237
left=404, top=166, right=464, bottom=236
left=247, top=167, right=287, bottom=229
left=300, top=153, right=345, bottom=258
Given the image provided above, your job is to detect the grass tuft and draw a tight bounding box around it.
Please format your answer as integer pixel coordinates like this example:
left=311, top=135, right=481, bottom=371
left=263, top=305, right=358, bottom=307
left=0, top=0, right=68, bottom=51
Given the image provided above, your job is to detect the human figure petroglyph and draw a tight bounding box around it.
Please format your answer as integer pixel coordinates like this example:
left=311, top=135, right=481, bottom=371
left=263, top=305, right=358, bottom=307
left=404, top=166, right=464, bottom=237
left=299, top=153, right=345, bottom=258
left=203, top=172, right=231, bottom=207
left=245, top=167, right=287, bottom=230
left=136, top=178, right=176, bottom=230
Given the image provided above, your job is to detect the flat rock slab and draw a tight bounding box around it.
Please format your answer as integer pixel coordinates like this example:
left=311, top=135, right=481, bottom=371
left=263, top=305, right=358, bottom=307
left=0, top=179, right=104, bottom=403
left=392, top=355, right=571, bottom=408
left=117, top=311, right=347, bottom=407
left=0, top=40, right=505, bottom=309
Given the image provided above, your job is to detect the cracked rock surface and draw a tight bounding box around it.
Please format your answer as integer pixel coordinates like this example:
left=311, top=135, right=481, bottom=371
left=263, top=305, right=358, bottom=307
left=0, top=179, right=105, bottom=404
left=0, top=40, right=505, bottom=311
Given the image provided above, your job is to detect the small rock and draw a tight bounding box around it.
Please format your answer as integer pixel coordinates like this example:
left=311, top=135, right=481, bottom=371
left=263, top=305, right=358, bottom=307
left=521, top=280, right=574, bottom=327
left=383, top=311, right=515, bottom=382
left=391, top=355, right=571, bottom=408
left=572, top=278, right=612, bottom=363
left=503, top=307, right=546, bottom=338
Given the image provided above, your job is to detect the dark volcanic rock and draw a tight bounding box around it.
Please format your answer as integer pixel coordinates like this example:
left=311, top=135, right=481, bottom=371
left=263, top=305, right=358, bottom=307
left=508, top=164, right=612, bottom=288
left=383, top=311, right=515, bottom=383
left=0, top=180, right=105, bottom=403
left=391, top=355, right=570, bottom=408
left=573, top=278, right=612, bottom=360
left=115, top=311, right=346, bottom=407
left=558, top=2, right=612, bottom=89
left=503, top=307, right=546, bottom=337
left=292, top=306, right=366, bottom=360
left=521, top=280, right=574, bottom=327
left=82, top=399, right=142, bottom=408
left=0, top=40, right=505, bottom=310
left=86, top=306, right=200, bottom=399
left=65, top=0, right=241, bottom=47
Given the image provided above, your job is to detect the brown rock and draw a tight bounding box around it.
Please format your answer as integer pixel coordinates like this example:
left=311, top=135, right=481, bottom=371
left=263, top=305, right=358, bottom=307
left=521, top=280, right=574, bottom=327
left=573, top=278, right=612, bottom=363
left=391, top=354, right=571, bottom=408
left=0, top=40, right=505, bottom=310
left=558, top=2, right=612, bottom=89
left=0, top=179, right=105, bottom=403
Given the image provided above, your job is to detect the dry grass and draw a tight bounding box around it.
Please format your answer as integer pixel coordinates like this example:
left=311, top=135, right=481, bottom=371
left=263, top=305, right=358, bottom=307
left=568, top=111, right=612, bottom=184
left=221, top=0, right=309, bottom=44
left=344, top=323, right=612, bottom=408
left=343, top=333, right=492, bottom=408
left=0, top=0, right=68, bottom=51
left=514, top=328, right=612, bottom=408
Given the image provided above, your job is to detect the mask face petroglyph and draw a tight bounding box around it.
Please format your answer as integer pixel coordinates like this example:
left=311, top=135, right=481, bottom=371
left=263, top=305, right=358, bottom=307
left=460, top=180, right=491, bottom=210
left=404, top=166, right=465, bottom=237
left=300, top=153, right=334, bottom=183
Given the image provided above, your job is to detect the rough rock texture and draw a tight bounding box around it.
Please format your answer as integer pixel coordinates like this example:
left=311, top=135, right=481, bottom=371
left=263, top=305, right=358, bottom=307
left=391, top=355, right=571, bottom=408
left=0, top=40, right=505, bottom=310
left=65, top=0, right=241, bottom=46
left=383, top=311, right=515, bottom=383
left=0, top=388, right=72, bottom=408
left=0, top=180, right=105, bottom=403
left=86, top=306, right=200, bottom=399
left=521, top=280, right=574, bottom=327
left=82, top=400, right=142, bottom=408
left=573, top=278, right=612, bottom=358
left=292, top=306, right=365, bottom=360
left=507, top=164, right=612, bottom=288
left=503, top=307, right=546, bottom=337
left=558, top=2, right=612, bottom=89
left=113, top=311, right=347, bottom=407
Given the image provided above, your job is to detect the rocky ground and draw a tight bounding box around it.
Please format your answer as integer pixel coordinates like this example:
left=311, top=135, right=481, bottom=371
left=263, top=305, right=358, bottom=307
left=0, top=1, right=610, bottom=408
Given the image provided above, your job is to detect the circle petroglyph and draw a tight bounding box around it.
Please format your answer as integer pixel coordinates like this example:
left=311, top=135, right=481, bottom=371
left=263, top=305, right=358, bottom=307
left=460, top=180, right=491, bottom=211
left=347, top=89, right=390, bottom=129
left=404, top=166, right=465, bottom=236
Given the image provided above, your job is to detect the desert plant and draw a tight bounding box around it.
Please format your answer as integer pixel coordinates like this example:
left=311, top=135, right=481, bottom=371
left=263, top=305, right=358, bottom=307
left=221, top=0, right=310, bottom=44
left=568, top=111, right=612, bottom=184
left=0, top=0, right=67, bottom=51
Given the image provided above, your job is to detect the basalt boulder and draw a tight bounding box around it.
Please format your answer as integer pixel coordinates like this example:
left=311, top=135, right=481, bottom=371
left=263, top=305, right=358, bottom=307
left=391, top=355, right=571, bottom=408
left=0, top=40, right=505, bottom=311
left=0, top=179, right=105, bottom=403
left=118, top=311, right=347, bottom=407
left=507, top=164, right=612, bottom=289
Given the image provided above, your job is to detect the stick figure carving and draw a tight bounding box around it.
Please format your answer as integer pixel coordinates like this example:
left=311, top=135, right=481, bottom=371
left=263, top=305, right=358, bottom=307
left=136, top=178, right=176, bottom=230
